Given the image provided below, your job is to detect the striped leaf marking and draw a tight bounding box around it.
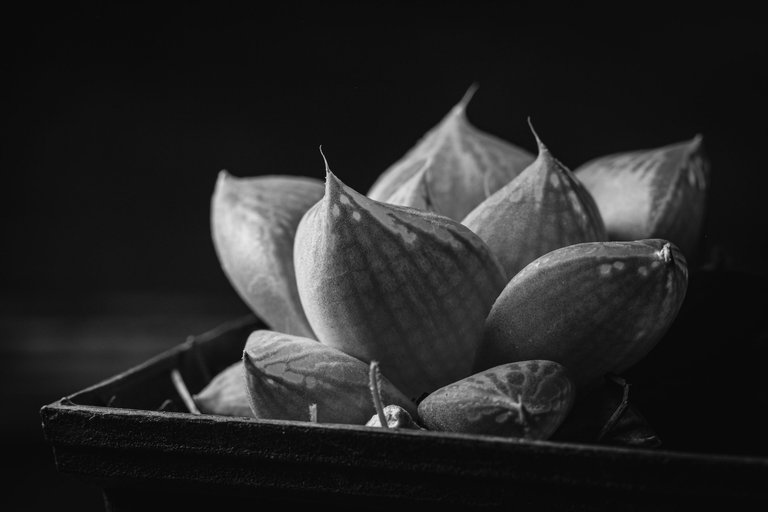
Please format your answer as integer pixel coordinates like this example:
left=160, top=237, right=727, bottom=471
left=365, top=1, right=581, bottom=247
left=478, top=239, right=688, bottom=389
left=211, top=171, right=324, bottom=338
left=243, top=329, right=416, bottom=424
left=367, top=85, right=534, bottom=222
left=463, top=126, right=607, bottom=280
left=574, top=136, right=709, bottom=260
left=418, top=360, right=575, bottom=440
left=294, top=168, right=507, bottom=399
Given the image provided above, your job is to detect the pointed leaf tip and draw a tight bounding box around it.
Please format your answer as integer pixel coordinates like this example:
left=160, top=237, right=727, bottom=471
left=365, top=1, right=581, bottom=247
left=319, top=144, right=333, bottom=175
left=458, top=82, right=480, bottom=110
left=690, top=133, right=704, bottom=150
left=526, top=118, right=549, bottom=155
left=216, top=169, right=232, bottom=186
left=318, top=146, right=343, bottom=194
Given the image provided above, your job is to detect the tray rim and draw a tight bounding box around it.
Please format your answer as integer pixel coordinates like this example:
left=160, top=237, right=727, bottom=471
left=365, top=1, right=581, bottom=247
left=38, top=313, right=768, bottom=508
left=41, top=397, right=768, bottom=466
left=40, top=396, right=768, bottom=507
left=39, top=310, right=768, bottom=467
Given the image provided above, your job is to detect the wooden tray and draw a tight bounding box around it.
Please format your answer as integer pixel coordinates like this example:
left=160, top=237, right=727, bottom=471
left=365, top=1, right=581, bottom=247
left=40, top=311, right=768, bottom=511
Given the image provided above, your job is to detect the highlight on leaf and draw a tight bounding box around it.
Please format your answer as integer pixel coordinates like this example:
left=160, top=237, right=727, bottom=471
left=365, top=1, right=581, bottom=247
left=293, top=160, right=507, bottom=399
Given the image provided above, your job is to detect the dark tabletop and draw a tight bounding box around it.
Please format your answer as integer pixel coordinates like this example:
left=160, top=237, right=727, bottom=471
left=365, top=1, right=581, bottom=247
left=2, top=292, right=249, bottom=511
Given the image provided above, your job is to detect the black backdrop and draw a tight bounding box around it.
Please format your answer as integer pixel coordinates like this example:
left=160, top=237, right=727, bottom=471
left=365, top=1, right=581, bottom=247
left=3, top=4, right=768, bottom=510
left=4, top=5, right=768, bottom=300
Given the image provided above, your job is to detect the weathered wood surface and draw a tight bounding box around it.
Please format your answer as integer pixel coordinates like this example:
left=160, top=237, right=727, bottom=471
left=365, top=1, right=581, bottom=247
left=39, top=294, right=768, bottom=511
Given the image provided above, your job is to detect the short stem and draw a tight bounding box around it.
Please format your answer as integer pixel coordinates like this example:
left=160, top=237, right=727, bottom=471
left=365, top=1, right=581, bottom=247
left=369, top=361, right=388, bottom=428
left=458, top=82, right=480, bottom=110
left=597, top=374, right=631, bottom=441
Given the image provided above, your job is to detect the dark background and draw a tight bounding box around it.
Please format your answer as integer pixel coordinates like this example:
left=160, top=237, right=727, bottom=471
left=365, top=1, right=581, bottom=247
left=2, top=3, right=767, bottom=510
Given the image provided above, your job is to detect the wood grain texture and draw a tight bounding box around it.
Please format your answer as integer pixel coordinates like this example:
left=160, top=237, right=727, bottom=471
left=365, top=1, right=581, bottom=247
left=36, top=296, right=768, bottom=510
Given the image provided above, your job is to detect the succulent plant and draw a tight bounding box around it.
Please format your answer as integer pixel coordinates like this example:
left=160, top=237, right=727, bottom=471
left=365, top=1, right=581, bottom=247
left=206, top=97, right=700, bottom=445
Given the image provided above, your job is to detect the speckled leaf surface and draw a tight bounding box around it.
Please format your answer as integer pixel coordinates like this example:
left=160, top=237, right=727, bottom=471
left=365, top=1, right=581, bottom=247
left=478, top=239, right=688, bottom=389
left=243, top=329, right=416, bottom=424
left=418, top=360, right=575, bottom=440
left=575, top=136, right=709, bottom=262
left=295, top=169, right=507, bottom=399
left=463, top=129, right=607, bottom=279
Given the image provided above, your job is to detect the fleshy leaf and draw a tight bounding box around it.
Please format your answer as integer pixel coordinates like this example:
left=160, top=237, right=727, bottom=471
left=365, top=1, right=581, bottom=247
left=243, top=329, right=417, bottom=424
left=574, top=136, right=709, bottom=263
left=193, top=361, right=254, bottom=418
left=211, top=172, right=324, bottom=338
left=294, top=166, right=507, bottom=399
left=417, top=360, right=575, bottom=440
left=463, top=124, right=607, bottom=279
left=478, top=239, right=689, bottom=389
left=368, top=85, right=534, bottom=221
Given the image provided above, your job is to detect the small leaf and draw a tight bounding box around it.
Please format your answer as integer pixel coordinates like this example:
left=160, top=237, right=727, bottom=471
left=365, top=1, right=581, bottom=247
left=552, top=375, right=661, bottom=448
left=418, top=360, right=575, bottom=440
left=193, top=361, right=254, bottom=418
